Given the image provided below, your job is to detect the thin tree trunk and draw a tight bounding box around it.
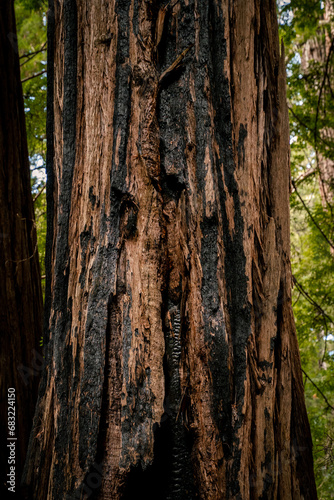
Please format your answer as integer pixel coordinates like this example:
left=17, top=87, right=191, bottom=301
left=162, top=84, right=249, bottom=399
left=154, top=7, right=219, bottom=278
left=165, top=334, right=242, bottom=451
left=0, top=2, right=43, bottom=496
left=23, top=1, right=317, bottom=498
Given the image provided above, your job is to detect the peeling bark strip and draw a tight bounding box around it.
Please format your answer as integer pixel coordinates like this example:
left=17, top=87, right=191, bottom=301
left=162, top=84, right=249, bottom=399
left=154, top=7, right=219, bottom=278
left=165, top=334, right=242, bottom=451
left=23, top=1, right=317, bottom=499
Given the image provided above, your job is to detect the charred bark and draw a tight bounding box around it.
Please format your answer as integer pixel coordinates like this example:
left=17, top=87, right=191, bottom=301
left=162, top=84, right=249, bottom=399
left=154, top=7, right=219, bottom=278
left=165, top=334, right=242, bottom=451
left=23, top=1, right=317, bottom=499
left=0, top=2, right=43, bottom=496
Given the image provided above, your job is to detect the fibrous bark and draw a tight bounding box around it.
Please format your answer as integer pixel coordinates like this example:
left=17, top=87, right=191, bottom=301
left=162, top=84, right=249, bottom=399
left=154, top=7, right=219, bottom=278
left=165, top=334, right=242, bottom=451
left=0, top=1, right=43, bottom=495
left=23, top=1, right=317, bottom=499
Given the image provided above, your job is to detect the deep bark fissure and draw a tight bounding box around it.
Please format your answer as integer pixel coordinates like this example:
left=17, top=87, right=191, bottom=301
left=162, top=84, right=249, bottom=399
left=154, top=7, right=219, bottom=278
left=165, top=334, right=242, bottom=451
left=161, top=266, right=195, bottom=499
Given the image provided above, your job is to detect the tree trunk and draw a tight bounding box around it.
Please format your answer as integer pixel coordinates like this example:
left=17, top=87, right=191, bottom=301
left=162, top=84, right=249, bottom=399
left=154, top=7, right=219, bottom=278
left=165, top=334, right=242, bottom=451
left=23, top=0, right=317, bottom=498
left=301, top=0, right=334, bottom=205
left=0, top=2, right=43, bottom=496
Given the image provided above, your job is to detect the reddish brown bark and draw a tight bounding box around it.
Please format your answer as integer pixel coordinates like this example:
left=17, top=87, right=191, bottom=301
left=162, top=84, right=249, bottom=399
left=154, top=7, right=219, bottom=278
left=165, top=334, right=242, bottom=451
left=23, top=1, right=317, bottom=499
left=0, top=1, right=43, bottom=496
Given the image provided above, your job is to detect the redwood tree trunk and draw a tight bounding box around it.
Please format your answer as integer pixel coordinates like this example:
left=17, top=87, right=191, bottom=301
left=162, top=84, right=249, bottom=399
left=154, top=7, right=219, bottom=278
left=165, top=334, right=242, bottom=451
left=301, top=0, right=334, bottom=205
left=23, top=0, right=317, bottom=498
left=0, top=1, right=43, bottom=496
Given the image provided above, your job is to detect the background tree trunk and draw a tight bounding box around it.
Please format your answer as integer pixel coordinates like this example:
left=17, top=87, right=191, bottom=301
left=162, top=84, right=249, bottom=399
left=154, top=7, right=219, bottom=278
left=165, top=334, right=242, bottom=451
left=0, top=1, right=43, bottom=496
left=23, top=0, right=317, bottom=498
left=301, top=0, right=334, bottom=205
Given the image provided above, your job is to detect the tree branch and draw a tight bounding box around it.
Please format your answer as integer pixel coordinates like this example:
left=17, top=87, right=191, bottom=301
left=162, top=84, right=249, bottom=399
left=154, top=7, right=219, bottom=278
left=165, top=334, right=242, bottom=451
left=33, top=184, right=46, bottom=203
left=30, top=165, right=46, bottom=172
left=20, top=42, right=47, bottom=67
left=301, top=368, right=334, bottom=411
left=292, top=275, right=333, bottom=325
left=288, top=106, right=333, bottom=149
left=292, top=180, right=334, bottom=250
left=293, top=275, right=332, bottom=364
left=326, top=71, right=334, bottom=99
left=292, top=168, right=316, bottom=190
left=21, top=69, right=47, bottom=84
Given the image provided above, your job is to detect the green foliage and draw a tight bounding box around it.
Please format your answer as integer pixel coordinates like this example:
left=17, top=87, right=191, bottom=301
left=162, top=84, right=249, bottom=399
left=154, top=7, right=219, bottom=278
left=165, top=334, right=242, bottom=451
left=279, top=0, right=334, bottom=497
left=15, top=0, right=47, bottom=299
left=16, top=0, right=47, bottom=165
left=280, top=0, right=334, bottom=169
left=279, top=0, right=323, bottom=44
left=31, top=178, right=46, bottom=296
left=291, top=183, right=334, bottom=497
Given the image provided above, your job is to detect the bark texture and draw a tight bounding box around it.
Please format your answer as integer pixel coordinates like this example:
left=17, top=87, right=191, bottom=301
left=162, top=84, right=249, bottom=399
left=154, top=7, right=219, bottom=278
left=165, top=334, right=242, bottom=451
left=0, top=1, right=43, bottom=495
left=23, top=0, right=317, bottom=498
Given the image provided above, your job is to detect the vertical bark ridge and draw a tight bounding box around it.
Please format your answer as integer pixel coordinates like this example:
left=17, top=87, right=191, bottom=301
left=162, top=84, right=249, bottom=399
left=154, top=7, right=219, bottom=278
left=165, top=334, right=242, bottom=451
left=47, top=1, right=78, bottom=495
left=76, top=0, right=132, bottom=480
